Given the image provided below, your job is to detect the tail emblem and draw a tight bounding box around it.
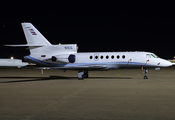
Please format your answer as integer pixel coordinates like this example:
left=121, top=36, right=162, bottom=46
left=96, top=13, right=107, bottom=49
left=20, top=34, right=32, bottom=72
left=29, top=29, right=37, bottom=35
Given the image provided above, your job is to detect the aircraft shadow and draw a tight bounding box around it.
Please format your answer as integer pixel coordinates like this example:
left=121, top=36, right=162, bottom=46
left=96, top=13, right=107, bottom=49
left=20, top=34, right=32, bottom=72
left=89, top=77, right=132, bottom=79
left=0, top=76, right=132, bottom=83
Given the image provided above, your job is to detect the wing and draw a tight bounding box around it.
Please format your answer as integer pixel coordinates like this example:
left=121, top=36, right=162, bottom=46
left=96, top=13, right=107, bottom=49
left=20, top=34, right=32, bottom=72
left=36, top=65, right=107, bottom=70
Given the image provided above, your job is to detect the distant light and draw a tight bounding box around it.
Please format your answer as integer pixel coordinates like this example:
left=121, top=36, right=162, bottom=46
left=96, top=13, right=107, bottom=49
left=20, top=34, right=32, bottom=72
left=11, top=57, right=14, bottom=59
left=174, top=56, right=175, bottom=59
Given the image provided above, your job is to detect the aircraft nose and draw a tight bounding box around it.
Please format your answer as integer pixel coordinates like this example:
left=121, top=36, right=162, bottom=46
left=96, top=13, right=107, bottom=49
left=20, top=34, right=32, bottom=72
left=161, top=59, right=172, bottom=67
left=167, top=61, right=173, bottom=66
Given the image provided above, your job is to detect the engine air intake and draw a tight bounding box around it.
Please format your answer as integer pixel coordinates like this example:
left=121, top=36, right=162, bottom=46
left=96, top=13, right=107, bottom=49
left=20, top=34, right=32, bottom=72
left=51, top=56, right=57, bottom=62
left=68, top=54, right=76, bottom=63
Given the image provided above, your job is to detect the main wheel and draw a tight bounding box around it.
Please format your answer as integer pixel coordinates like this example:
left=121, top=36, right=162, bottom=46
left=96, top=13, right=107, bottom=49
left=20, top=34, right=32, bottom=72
left=78, top=75, right=84, bottom=80
left=84, top=71, right=89, bottom=78
left=84, top=74, right=89, bottom=78
left=144, top=76, right=148, bottom=79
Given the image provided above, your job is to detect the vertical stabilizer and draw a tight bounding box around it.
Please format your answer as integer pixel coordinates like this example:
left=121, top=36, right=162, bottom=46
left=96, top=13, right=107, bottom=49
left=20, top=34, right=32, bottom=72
left=21, top=23, right=51, bottom=46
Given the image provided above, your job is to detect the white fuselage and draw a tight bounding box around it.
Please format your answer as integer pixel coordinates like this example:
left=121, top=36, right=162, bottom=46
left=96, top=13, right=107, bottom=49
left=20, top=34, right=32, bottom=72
left=0, top=59, right=28, bottom=68
left=25, top=51, right=172, bottom=70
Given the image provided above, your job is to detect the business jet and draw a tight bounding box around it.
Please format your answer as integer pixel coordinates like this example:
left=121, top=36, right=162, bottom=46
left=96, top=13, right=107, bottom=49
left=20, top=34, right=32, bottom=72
left=0, top=58, right=28, bottom=68
left=5, top=23, right=172, bottom=79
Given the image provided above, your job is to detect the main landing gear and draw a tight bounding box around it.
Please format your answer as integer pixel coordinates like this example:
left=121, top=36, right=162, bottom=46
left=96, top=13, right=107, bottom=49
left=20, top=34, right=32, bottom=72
left=143, top=68, right=148, bottom=79
left=78, top=70, right=89, bottom=80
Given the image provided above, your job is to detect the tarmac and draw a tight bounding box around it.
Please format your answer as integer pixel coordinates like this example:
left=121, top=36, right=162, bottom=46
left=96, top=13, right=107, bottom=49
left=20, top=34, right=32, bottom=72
left=1, top=66, right=175, bottom=120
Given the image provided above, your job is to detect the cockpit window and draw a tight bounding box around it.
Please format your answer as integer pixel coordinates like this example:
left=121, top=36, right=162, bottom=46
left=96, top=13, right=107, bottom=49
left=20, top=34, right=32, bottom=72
left=151, top=54, right=155, bottom=58
left=146, top=54, right=159, bottom=58
left=152, top=54, right=159, bottom=58
left=146, top=54, right=151, bottom=58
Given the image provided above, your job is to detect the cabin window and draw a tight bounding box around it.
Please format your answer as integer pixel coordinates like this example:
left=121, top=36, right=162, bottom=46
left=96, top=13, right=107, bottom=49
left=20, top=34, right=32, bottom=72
left=122, top=55, right=125, bottom=59
left=111, top=55, right=114, bottom=59
left=100, top=56, right=103, bottom=59
left=106, top=55, right=109, bottom=59
left=95, top=56, right=98, bottom=59
left=90, top=56, right=93, bottom=59
left=117, top=55, right=120, bottom=59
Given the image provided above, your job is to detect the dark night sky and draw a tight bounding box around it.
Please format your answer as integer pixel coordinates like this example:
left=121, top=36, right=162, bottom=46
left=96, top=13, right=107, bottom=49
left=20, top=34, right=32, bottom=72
left=1, top=1, right=175, bottom=59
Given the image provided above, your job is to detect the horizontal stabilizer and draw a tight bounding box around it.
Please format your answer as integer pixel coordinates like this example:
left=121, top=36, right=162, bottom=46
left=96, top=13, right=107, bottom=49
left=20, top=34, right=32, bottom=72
left=4, top=44, right=46, bottom=47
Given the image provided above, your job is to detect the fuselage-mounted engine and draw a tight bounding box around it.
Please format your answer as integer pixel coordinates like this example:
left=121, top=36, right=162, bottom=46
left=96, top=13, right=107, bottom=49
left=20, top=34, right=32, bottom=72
left=68, top=54, right=76, bottom=63
left=51, top=54, right=76, bottom=63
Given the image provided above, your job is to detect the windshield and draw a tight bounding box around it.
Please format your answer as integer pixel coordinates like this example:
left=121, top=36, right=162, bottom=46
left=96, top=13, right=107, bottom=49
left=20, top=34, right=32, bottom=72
left=152, top=54, right=159, bottom=58
left=146, top=54, right=159, bottom=58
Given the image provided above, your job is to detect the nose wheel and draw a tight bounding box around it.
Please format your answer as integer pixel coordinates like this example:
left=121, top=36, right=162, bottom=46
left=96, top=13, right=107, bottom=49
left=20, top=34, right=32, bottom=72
left=144, top=75, right=148, bottom=79
left=143, top=69, right=148, bottom=79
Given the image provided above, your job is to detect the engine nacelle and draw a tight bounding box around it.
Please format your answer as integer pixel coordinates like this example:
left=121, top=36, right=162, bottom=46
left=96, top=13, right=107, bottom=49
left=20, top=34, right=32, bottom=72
left=51, top=54, right=76, bottom=63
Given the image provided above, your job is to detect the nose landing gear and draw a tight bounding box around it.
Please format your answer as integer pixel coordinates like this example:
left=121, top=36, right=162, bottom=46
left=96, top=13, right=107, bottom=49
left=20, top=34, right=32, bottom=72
left=143, top=69, right=148, bottom=79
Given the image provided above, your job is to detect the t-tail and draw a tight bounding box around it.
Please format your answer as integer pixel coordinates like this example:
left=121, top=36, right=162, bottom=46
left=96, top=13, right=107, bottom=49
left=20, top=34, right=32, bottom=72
left=21, top=23, right=51, bottom=46
left=5, top=22, right=78, bottom=64
left=5, top=22, right=52, bottom=56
